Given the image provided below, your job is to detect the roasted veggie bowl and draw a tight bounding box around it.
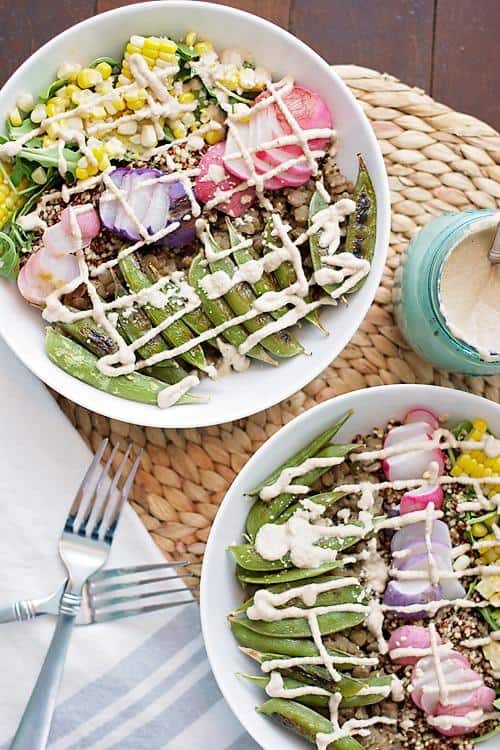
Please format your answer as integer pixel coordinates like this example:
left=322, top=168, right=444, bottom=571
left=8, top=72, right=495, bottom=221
left=0, top=29, right=378, bottom=412
left=201, top=388, right=500, bottom=750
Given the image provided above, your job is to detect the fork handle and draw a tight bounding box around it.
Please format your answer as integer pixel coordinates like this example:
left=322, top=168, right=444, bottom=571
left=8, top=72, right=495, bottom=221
left=0, top=600, right=37, bottom=623
left=11, top=607, right=77, bottom=750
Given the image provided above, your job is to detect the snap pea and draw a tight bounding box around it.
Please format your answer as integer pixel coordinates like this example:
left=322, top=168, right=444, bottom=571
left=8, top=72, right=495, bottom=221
left=231, top=527, right=359, bottom=573
left=45, top=328, right=200, bottom=406
left=230, top=585, right=366, bottom=638
left=60, top=317, right=116, bottom=357
left=235, top=561, right=344, bottom=585
left=249, top=412, right=352, bottom=496
left=246, top=443, right=356, bottom=540
left=234, top=575, right=350, bottom=612
left=262, top=219, right=327, bottom=334
left=243, top=672, right=391, bottom=708
left=277, top=490, right=346, bottom=525
left=231, top=621, right=352, bottom=662
left=119, top=253, right=207, bottom=371
left=188, top=252, right=276, bottom=366
left=145, top=263, right=217, bottom=345
left=206, top=227, right=304, bottom=358
left=226, top=219, right=287, bottom=318
left=310, top=155, right=376, bottom=297
left=257, top=699, right=364, bottom=750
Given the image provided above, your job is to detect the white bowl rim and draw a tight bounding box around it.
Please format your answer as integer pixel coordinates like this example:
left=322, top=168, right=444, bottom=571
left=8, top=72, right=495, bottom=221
left=200, top=383, right=500, bottom=748
left=0, top=1, right=390, bottom=428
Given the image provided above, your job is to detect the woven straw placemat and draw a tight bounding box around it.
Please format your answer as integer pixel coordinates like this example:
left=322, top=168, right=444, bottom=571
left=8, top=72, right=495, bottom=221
left=54, top=65, right=500, bottom=588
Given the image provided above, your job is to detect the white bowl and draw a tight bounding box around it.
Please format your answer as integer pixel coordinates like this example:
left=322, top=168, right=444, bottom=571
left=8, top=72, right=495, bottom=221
left=200, top=384, right=500, bottom=750
left=0, top=1, right=389, bottom=428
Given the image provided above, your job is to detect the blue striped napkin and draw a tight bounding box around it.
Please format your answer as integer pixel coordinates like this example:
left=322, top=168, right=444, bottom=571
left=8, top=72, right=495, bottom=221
left=0, top=337, right=258, bottom=749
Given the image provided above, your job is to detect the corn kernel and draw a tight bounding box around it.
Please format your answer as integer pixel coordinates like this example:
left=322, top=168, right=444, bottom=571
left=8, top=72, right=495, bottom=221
left=159, top=38, right=177, bottom=53
left=89, top=106, right=107, bottom=120
left=205, top=128, right=224, bottom=145
left=472, top=523, right=488, bottom=538
left=182, top=112, right=196, bottom=127
left=178, top=91, right=195, bottom=104
left=16, top=93, right=35, bottom=113
left=117, top=120, right=138, bottom=135
left=31, top=103, right=46, bottom=123
left=127, top=99, right=145, bottom=112
left=95, top=61, right=113, bottom=80
left=171, top=122, right=187, bottom=139
left=473, top=418, right=488, bottom=434
left=142, top=55, right=157, bottom=68
left=45, top=97, right=66, bottom=117
left=57, top=62, right=81, bottom=81
left=482, top=549, right=499, bottom=565
left=8, top=108, right=23, bottom=127
left=157, top=51, right=178, bottom=64
left=140, top=124, right=157, bottom=148
left=46, top=123, right=61, bottom=139
left=77, top=68, right=103, bottom=89
left=144, top=36, right=161, bottom=51
left=185, top=32, right=197, bottom=47
left=75, top=167, right=89, bottom=180
left=42, top=135, right=55, bottom=148
left=130, top=35, right=145, bottom=47
left=105, top=137, right=126, bottom=156
left=31, top=166, right=47, bottom=185
left=194, top=41, right=213, bottom=55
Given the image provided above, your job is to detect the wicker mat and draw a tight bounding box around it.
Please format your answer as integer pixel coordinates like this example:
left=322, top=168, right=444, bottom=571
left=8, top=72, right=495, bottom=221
left=54, top=65, right=500, bottom=587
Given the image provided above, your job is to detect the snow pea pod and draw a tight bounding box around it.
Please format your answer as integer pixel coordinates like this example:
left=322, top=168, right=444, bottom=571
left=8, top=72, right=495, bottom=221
left=257, top=699, right=364, bottom=750
left=206, top=227, right=304, bottom=358
left=262, top=219, right=327, bottom=334
left=119, top=253, right=207, bottom=371
left=226, top=219, right=287, bottom=318
left=231, top=622, right=347, bottom=663
left=235, top=561, right=344, bottom=584
left=243, top=672, right=391, bottom=708
left=230, top=585, right=366, bottom=638
left=249, top=413, right=352, bottom=496
left=233, top=575, right=344, bottom=612
left=188, top=252, right=276, bottom=366
left=45, top=328, right=200, bottom=406
left=277, top=490, right=346, bottom=525
left=344, top=156, right=377, bottom=273
left=246, top=442, right=356, bottom=540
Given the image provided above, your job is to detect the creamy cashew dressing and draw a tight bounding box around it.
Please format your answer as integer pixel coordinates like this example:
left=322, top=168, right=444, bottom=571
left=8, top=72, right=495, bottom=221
left=249, top=421, right=500, bottom=742
left=7, top=63, right=369, bottom=406
left=439, top=218, right=500, bottom=362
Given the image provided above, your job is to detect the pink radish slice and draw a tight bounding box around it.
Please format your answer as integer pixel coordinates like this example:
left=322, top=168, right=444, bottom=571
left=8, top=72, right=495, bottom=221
left=195, top=142, right=256, bottom=217
left=43, top=223, right=74, bottom=257
left=405, top=407, right=440, bottom=432
left=383, top=447, right=445, bottom=481
left=384, top=422, right=431, bottom=449
left=223, top=120, right=286, bottom=190
left=391, top=520, right=451, bottom=553
left=387, top=625, right=440, bottom=665
left=252, top=107, right=312, bottom=180
left=400, top=484, right=444, bottom=514
left=18, top=255, right=53, bottom=305
left=60, top=206, right=100, bottom=242
left=431, top=705, right=483, bottom=737
left=257, top=84, right=332, bottom=151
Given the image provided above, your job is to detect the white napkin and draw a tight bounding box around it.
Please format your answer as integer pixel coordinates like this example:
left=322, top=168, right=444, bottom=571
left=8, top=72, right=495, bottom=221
left=0, top=337, right=254, bottom=749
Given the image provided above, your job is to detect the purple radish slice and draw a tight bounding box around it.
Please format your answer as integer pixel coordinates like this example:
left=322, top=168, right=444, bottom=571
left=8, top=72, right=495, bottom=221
left=99, top=168, right=170, bottom=241
left=383, top=579, right=442, bottom=618
left=159, top=182, right=196, bottom=249
left=392, top=541, right=452, bottom=570
left=400, top=484, right=444, bottom=514
left=440, top=575, right=466, bottom=601
left=405, top=407, right=440, bottom=432
left=391, top=520, right=451, bottom=553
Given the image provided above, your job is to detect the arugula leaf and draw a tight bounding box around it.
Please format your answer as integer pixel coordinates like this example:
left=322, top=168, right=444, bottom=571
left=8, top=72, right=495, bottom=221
left=0, top=231, right=19, bottom=279
left=176, top=42, right=198, bottom=61
left=38, top=79, right=66, bottom=102
left=6, top=118, right=37, bottom=142
left=163, top=124, right=175, bottom=143
left=14, top=144, right=81, bottom=178
left=89, top=56, right=120, bottom=72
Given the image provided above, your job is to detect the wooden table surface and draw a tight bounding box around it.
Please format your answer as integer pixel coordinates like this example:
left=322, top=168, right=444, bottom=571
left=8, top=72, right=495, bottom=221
left=0, top=0, right=498, bottom=129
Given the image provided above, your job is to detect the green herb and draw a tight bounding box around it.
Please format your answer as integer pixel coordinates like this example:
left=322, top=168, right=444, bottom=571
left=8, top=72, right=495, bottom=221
left=6, top=118, right=37, bottom=142
left=89, top=56, right=121, bottom=72
left=14, top=144, right=81, bottom=178
left=163, top=124, right=175, bottom=143
left=176, top=42, right=198, bottom=60
left=38, top=78, right=66, bottom=102
left=0, top=231, right=19, bottom=279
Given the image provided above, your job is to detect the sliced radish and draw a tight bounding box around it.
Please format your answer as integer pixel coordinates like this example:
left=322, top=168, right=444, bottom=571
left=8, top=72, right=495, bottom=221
left=383, top=447, right=445, bottom=481
left=384, top=422, right=430, bottom=449
left=440, top=575, right=466, bottom=601
left=60, top=205, right=100, bottom=242
left=383, top=579, right=441, bottom=617
left=400, top=484, right=444, bottom=514
left=405, top=407, right=440, bottom=432
left=194, top=142, right=257, bottom=217
left=391, top=520, right=451, bottom=553
left=395, top=545, right=452, bottom=572
left=387, top=625, right=440, bottom=665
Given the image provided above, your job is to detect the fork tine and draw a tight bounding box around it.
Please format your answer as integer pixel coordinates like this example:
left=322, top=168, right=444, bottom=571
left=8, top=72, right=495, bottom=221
left=78, top=442, right=120, bottom=536
left=89, top=573, right=197, bottom=595
left=64, top=439, right=108, bottom=533
left=92, top=598, right=195, bottom=624
left=91, top=444, right=131, bottom=540
left=91, top=586, right=193, bottom=609
left=90, top=561, right=189, bottom=581
left=103, top=449, right=142, bottom=544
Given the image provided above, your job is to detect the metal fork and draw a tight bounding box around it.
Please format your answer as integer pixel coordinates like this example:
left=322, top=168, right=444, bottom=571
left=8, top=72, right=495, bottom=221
left=11, top=440, right=141, bottom=750
left=0, top=562, right=196, bottom=625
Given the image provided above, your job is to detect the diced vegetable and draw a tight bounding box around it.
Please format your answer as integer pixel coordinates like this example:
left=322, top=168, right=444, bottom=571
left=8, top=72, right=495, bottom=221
left=194, top=141, right=256, bottom=217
